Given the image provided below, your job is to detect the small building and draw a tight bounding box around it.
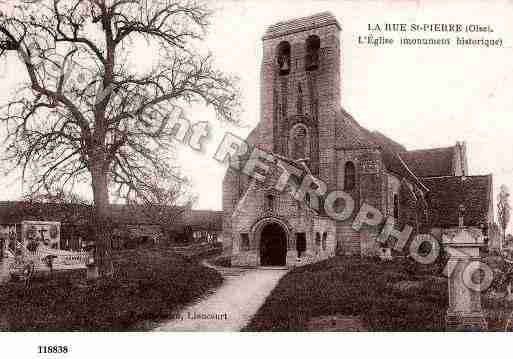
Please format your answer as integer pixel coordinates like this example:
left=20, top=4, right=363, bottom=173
left=0, top=201, right=222, bottom=251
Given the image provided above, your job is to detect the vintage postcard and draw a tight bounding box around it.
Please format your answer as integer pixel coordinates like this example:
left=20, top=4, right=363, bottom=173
left=1, top=0, right=513, bottom=356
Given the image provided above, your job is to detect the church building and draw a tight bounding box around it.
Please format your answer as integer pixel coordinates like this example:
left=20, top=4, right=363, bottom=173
left=222, top=12, right=493, bottom=267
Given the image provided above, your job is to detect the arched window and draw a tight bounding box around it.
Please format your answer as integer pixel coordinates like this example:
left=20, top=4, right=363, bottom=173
left=344, top=162, right=356, bottom=191
left=305, top=35, right=320, bottom=71
left=277, top=41, right=291, bottom=76
left=393, top=193, right=399, bottom=219
left=322, top=232, right=327, bottom=250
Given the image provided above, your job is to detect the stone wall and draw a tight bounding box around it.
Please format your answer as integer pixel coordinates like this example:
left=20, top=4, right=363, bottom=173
left=358, top=150, right=385, bottom=256
left=335, top=149, right=382, bottom=255
left=398, top=181, right=419, bottom=233
left=309, top=217, right=337, bottom=261
left=336, top=223, right=360, bottom=255
left=229, top=174, right=336, bottom=266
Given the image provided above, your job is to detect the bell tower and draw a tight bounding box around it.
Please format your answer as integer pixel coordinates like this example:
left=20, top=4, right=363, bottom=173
left=259, top=12, right=341, bottom=184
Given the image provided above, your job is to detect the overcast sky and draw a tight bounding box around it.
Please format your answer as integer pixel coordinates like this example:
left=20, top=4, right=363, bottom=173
left=2, top=0, right=513, bottom=223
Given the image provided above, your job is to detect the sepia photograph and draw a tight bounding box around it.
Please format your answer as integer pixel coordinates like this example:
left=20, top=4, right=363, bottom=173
left=1, top=0, right=513, bottom=356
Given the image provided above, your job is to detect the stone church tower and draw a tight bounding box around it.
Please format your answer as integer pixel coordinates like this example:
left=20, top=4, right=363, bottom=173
left=222, top=12, right=493, bottom=267
left=258, top=12, right=341, bottom=188
left=222, top=13, right=343, bottom=267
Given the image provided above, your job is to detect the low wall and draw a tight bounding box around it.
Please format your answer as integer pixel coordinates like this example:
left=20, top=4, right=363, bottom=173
left=231, top=247, right=335, bottom=267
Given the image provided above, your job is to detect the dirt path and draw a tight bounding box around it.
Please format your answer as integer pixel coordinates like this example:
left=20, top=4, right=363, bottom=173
left=154, top=265, right=287, bottom=331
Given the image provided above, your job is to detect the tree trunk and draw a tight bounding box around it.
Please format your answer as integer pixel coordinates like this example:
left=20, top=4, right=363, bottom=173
left=502, top=226, right=506, bottom=253
left=90, top=165, right=113, bottom=279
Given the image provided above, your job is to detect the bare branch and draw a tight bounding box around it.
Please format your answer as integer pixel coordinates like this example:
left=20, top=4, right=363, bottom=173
left=0, top=1, right=239, bottom=265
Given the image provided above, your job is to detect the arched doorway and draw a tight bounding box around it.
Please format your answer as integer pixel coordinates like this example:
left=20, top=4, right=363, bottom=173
left=260, top=222, right=287, bottom=266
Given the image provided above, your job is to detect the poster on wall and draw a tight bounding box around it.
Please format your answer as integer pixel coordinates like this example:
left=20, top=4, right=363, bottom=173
left=21, top=221, right=61, bottom=251
left=6, top=221, right=88, bottom=273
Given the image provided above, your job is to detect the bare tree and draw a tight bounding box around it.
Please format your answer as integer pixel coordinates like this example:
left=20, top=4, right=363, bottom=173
left=26, top=188, right=92, bottom=207
left=0, top=0, right=240, bottom=277
left=23, top=188, right=94, bottom=226
left=126, top=173, right=197, bottom=245
left=498, top=185, right=511, bottom=252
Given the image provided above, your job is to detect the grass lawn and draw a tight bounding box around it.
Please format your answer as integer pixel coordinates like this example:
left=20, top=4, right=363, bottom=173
left=0, top=247, right=223, bottom=331
left=245, top=256, right=447, bottom=331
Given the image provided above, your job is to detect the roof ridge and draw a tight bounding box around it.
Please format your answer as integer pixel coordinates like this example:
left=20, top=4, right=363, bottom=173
left=403, top=146, right=455, bottom=153
left=423, top=175, right=454, bottom=179
left=269, top=11, right=334, bottom=25
left=423, top=174, right=491, bottom=180
left=266, top=11, right=339, bottom=30
left=335, top=108, right=379, bottom=149
left=263, top=12, right=341, bottom=40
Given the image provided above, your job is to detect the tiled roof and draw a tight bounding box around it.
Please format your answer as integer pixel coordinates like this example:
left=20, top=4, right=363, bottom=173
left=334, top=109, right=426, bottom=190
left=423, top=175, right=493, bottom=228
left=335, top=108, right=378, bottom=150
left=380, top=145, right=428, bottom=192
left=0, top=201, right=91, bottom=224
left=104, top=204, right=185, bottom=225
left=0, top=201, right=222, bottom=230
left=263, top=12, right=341, bottom=40
left=371, top=130, right=407, bottom=153
left=335, top=108, right=463, bottom=191
left=400, top=147, right=455, bottom=178
left=183, top=209, right=223, bottom=230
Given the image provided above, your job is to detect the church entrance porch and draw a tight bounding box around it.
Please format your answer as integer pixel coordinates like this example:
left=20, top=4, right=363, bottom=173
left=259, top=223, right=287, bottom=266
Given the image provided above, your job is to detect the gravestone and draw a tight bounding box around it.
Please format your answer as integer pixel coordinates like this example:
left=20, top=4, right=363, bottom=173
left=443, top=226, right=488, bottom=331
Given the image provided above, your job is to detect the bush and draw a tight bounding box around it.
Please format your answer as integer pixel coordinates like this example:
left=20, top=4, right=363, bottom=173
left=210, top=255, right=231, bottom=268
